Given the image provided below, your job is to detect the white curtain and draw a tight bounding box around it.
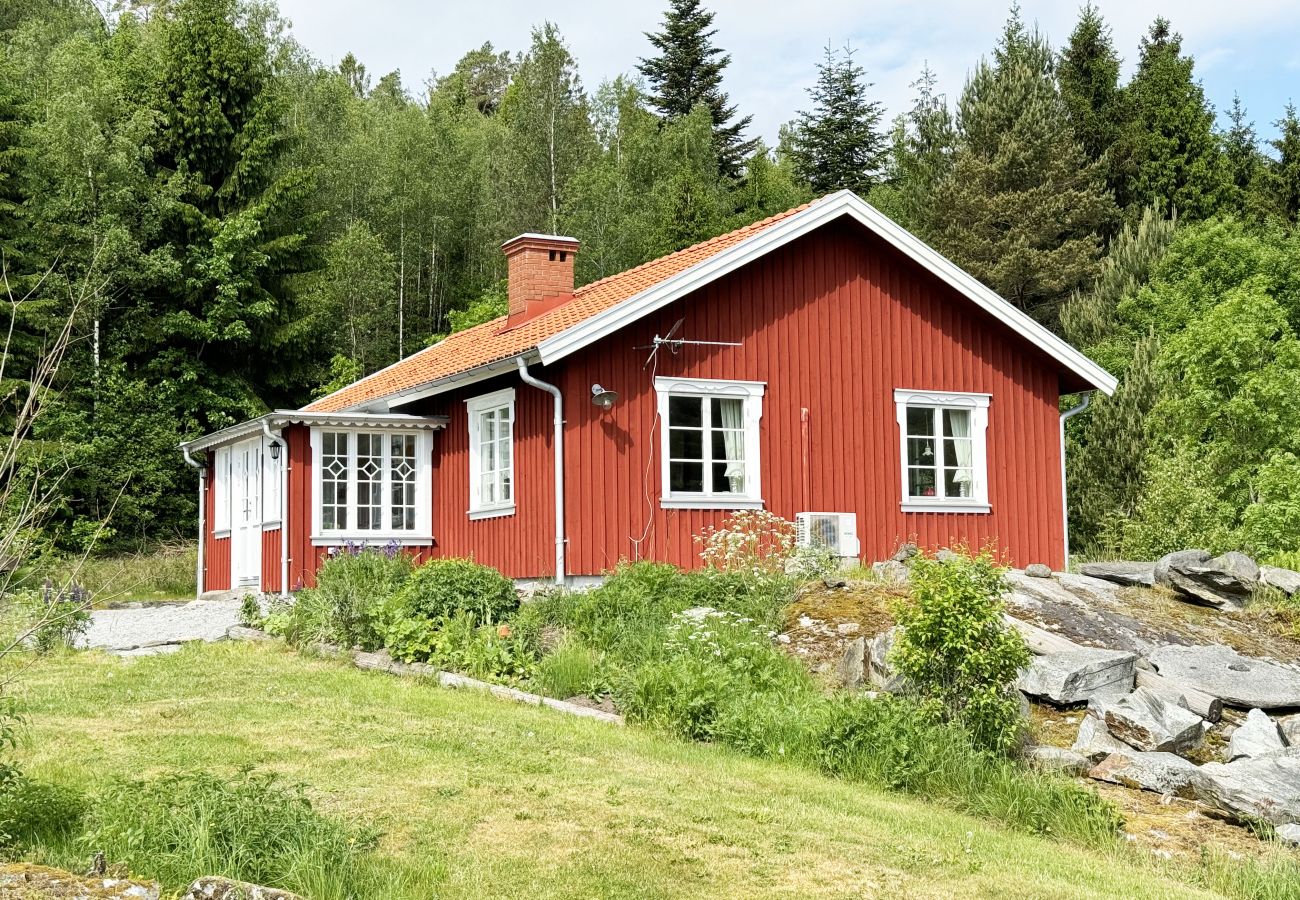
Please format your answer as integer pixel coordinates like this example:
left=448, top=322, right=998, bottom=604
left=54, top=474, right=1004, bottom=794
left=719, top=398, right=745, bottom=491
left=950, top=409, right=973, bottom=487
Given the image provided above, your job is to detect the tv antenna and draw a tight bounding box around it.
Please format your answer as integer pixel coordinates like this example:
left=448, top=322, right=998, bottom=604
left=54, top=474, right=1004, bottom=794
left=638, top=318, right=742, bottom=368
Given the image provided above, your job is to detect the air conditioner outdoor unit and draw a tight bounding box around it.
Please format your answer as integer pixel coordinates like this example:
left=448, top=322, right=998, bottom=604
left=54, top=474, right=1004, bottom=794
left=795, top=512, right=861, bottom=559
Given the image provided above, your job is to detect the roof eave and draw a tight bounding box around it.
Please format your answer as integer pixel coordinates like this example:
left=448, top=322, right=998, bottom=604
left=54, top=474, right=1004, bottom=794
left=535, top=190, right=1118, bottom=396
left=178, top=410, right=450, bottom=456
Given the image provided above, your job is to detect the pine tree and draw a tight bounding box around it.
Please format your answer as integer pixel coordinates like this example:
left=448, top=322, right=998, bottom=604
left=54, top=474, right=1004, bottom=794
left=1058, top=2, right=1121, bottom=165
left=931, top=8, right=1116, bottom=322
left=785, top=44, right=886, bottom=194
left=1262, top=103, right=1300, bottom=223
left=1111, top=18, right=1226, bottom=219
left=1068, top=328, right=1165, bottom=553
left=638, top=0, right=755, bottom=178
left=498, top=23, right=594, bottom=236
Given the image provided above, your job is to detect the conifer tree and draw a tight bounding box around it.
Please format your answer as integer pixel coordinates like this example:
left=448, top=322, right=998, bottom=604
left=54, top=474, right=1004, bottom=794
left=785, top=44, right=886, bottom=194
left=638, top=0, right=754, bottom=178
left=1111, top=18, right=1225, bottom=219
left=1222, top=94, right=1260, bottom=214
left=1058, top=3, right=1120, bottom=165
left=1262, top=103, right=1300, bottom=223
left=872, top=63, right=955, bottom=241
left=932, top=8, right=1116, bottom=322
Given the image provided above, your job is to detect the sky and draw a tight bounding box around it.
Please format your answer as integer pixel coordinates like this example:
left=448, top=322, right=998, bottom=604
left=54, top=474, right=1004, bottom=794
left=275, top=0, right=1300, bottom=146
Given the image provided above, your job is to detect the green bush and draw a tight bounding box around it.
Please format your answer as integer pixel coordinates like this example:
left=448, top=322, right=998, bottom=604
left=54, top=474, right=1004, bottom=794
left=267, top=546, right=412, bottom=649
left=0, top=774, right=85, bottom=851
left=381, top=558, right=516, bottom=635
left=889, top=549, right=1031, bottom=756
left=404, top=612, right=537, bottom=681
left=78, top=769, right=379, bottom=898
left=20, top=581, right=92, bottom=653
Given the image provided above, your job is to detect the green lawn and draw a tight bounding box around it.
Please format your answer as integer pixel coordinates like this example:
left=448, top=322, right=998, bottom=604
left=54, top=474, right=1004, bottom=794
left=14, top=642, right=1217, bottom=899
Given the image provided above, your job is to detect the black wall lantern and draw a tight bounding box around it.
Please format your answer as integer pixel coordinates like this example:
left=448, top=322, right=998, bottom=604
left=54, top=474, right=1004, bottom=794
left=269, top=439, right=282, bottom=461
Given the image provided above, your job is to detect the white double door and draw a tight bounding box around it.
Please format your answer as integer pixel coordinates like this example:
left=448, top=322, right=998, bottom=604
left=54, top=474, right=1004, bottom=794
left=230, top=437, right=263, bottom=589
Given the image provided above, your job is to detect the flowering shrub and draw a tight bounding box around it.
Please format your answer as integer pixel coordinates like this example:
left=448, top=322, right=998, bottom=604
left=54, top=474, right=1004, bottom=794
left=696, top=510, right=834, bottom=580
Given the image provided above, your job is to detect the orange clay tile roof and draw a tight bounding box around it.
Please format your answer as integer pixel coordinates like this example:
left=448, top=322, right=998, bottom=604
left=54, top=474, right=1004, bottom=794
left=306, top=198, right=819, bottom=413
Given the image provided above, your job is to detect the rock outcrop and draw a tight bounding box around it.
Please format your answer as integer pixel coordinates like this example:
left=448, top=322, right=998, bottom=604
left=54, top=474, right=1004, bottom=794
left=1073, top=715, right=1132, bottom=761
left=1228, top=708, right=1287, bottom=761
left=1154, top=550, right=1259, bottom=610
left=1017, top=648, right=1136, bottom=705
left=1261, top=565, right=1300, bottom=597
left=184, top=876, right=304, bottom=899
left=1026, top=745, right=1090, bottom=776
left=1191, top=749, right=1300, bottom=825
left=1147, top=644, right=1300, bottom=710
left=866, top=627, right=904, bottom=692
left=1079, top=561, right=1156, bottom=588
left=1088, top=751, right=1199, bottom=796
left=0, top=863, right=160, bottom=898
left=1089, top=688, right=1204, bottom=753
left=838, top=637, right=865, bottom=690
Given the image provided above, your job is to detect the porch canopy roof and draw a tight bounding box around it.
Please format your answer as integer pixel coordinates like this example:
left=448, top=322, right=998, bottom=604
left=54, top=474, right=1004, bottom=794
left=179, top=410, right=449, bottom=458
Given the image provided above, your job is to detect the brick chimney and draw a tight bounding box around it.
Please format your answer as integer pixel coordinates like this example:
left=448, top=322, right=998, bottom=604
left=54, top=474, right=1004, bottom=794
left=502, top=233, right=579, bottom=326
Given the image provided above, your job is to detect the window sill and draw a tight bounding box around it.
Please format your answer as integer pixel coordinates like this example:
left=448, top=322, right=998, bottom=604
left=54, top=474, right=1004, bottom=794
left=900, top=501, right=991, bottom=514
left=310, top=535, right=433, bottom=547
left=468, top=505, right=515, bottom=521
left=213, top=529, right=231, bottom=539
left=660, top=497, right=765, bottom=511
left=262, top=521, right=282, bottom=530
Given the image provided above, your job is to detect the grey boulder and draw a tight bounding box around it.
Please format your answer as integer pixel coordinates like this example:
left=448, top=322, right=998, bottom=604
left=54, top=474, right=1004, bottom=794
left=1024, top=563, right=1053, bottom=579
left=871, top=560, right=910, bottom=584
left=1027, top=745, right=1091, bottom=776
left=1072, top=714, right=1132, bottom=762
left=1278, top=713, right=1300, bottom=747
left=1191, top=749, right=1300, bottom=825
left=866, top=627, right=905, bottom=692
left=1089, top=687, right=1205, bottom=753
left=184, top=877, right=303, bottom=899
left=1260, top=565, right=1300, bottom=597
left=1017, top=648, right=1136, bottom=706
left=1088, top=751, right=1200, bottom=796
left=1277, top=823, right=1300, bottom=846
left=1155, top=549, right=1259, bottom=610
left=838, top=637, right=866, bottom=690
left=1079, top=561, right=1156, bottom=588
left=1228, top=708, right=1287, bottom=761
left=1147, top=644, right=1300, bottom=710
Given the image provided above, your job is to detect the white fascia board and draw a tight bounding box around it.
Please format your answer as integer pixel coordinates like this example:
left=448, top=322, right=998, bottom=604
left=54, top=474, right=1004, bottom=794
left=349, top=352, right=538, bottom=413
left=179, top=411, right=448, bottom=455
left=536, top=191, right=1117, bottom=396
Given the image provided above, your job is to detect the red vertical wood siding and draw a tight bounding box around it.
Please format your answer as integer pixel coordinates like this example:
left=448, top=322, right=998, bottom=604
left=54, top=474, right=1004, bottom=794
left=555, top=219, right=1066, bottom=573
left=202, top=450, right=231, bottom=591
left=261, top=528, right=281, bottom=593
left=277, top=216, right=1071, bottom=585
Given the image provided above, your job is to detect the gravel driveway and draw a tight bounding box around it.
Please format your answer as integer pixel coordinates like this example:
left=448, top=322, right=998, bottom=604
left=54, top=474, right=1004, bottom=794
left=79, top=597, right=243, bottom=656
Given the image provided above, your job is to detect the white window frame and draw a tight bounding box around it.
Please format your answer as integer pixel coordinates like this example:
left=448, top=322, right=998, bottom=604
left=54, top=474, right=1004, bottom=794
left=213, top=445, right=232, bottom=535
left=466, top=388, right=516, bottom=519
left=309, top=427, right=433, bottom=545
left=262, top=434, right=282, bottom=528
left=654, top=376, right=765, bottom=510
left=894, top=388, right=991, bottom=513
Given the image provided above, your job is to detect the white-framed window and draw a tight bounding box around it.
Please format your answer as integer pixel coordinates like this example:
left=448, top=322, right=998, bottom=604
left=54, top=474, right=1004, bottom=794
left=894, top=389, right=991, bottom=513
left=310, top=428, right=432, bottom=543
left=654, top=376, right=765, bottom=509
left=213, top=445, right=231, bottom=535
left=467, top=388, right=515, bottom=519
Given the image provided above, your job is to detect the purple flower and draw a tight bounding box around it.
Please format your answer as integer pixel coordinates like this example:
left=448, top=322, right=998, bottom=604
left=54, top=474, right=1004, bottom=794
left=383, top=539, right=400, bottom=559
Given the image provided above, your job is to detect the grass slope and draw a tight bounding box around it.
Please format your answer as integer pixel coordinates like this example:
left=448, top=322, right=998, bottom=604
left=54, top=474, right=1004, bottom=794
left=15, top=643, right=1211, bottom=899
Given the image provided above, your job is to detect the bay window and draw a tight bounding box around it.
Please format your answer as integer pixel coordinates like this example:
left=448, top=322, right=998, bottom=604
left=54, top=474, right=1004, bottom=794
left=655, top=376, right=764, bottom=509
left=894, top=389, right=990, bottom=512
left=311, top=428, right=431, bottom=542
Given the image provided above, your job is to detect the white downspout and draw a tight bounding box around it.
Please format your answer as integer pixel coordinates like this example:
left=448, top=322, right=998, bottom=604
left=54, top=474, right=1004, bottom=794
left=516, top=358, right=566, bottom=586
left=182, top=447, right=206, bottom=599
left=260, top=419, right=290, bottom=599
left=1059, top=392, right=1093, bottom=573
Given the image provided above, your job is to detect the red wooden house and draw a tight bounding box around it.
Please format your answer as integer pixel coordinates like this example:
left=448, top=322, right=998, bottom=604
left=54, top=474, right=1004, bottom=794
left=179, top=191, right=1115, bottom=595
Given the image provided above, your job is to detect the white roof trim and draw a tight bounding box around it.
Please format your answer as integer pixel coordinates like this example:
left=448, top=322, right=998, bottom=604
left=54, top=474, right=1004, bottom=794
left=535, top=190, right=1116, bottom=395
left=179, top=410, right=448, bottom=455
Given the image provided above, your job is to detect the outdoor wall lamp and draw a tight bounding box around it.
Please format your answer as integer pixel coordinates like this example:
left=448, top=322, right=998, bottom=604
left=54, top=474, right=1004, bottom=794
left=590, top=384, right=619, bottom=410
left=269, top=439, right=282, bottom=461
